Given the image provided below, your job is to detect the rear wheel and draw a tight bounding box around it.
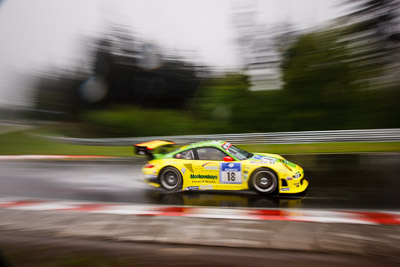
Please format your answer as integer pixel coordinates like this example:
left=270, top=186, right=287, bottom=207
left=250, top=168, right=278, bottom=195
left=159, top=167, right=182, bottom=191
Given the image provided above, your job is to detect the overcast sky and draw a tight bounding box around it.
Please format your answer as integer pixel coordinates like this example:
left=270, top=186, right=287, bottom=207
left=0, top=0, right=341, bottom=107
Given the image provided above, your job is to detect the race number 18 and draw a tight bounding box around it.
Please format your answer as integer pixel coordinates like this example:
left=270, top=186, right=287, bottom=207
left=220, top=162, right=242, bottom=184
left=227, top=172, right=235, bottom=181
left=221, top=171, right=241, bottom=183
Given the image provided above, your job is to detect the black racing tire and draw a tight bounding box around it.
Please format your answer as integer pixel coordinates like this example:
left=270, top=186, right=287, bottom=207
left=249, top=168, right=278, bottom=195
left=159, top=167, right=183, bottom=191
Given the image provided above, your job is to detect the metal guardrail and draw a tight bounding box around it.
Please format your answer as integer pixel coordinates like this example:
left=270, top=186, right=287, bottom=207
left=38, top=128, right=400, bottom=146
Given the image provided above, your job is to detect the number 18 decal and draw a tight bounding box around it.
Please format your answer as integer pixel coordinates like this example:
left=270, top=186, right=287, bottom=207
left=220, top=162, right=241, bottom=184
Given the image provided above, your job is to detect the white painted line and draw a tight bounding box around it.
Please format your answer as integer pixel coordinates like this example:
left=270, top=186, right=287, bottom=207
left=89, top=205, right=162, bottom=215
left=9, top=203, right=75, bottom=211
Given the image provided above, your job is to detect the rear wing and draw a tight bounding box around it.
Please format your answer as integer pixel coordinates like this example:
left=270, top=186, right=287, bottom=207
left=134, top=140, right=175, bottom=160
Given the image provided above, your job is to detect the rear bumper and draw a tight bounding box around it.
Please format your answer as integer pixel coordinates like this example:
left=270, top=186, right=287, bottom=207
left=142, top=175, right=161, bottom=188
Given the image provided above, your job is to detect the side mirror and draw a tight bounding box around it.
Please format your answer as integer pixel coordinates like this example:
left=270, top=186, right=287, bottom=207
left=223, top=156, right=234, bottom=162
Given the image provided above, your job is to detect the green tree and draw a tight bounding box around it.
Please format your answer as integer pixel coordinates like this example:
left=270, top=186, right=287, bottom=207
left=193, top=74, right=250, bottom=132
left=281, top=29, right=355, bottom=130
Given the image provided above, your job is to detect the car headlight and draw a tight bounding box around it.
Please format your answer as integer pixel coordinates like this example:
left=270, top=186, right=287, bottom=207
left=293, top=173, right=301, bottom=178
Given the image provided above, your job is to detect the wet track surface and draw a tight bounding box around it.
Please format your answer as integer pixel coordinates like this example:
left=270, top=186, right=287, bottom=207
left=0, top=153, right=399, bottom=210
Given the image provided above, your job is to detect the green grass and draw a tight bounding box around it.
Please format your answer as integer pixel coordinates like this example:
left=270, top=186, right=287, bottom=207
left=0, top=130, right=134, bottom=156
left=240, top=142, right=400, bottom=154
left=1, top=128, right=399, bottom=156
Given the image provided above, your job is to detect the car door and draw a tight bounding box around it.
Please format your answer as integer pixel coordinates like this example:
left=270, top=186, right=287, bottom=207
left=191, top=147, right=222, bottom=188
left=192, top=147, right=243, bottom=190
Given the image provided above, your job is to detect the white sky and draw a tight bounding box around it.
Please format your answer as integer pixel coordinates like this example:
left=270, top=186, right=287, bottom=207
left=0, top=0, right=341, bottom=107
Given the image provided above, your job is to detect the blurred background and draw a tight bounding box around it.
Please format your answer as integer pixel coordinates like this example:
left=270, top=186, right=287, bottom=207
left=0, top=0, right=399, bottom=145
left=1, top=1, right=400, bottom=266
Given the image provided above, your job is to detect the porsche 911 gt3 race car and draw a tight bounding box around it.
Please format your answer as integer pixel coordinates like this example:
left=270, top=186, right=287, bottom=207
left=136, top=140, right=308, bottom=195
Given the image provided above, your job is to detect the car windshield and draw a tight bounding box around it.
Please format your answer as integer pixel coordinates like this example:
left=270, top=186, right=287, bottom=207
left=226, top=145, right=253, bottom=160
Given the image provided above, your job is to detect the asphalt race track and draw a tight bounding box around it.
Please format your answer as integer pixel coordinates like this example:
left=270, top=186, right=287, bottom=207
left=0, top=153, right=399, bottom=210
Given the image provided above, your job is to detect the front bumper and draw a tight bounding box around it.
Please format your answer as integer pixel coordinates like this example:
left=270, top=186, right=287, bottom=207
left=279, top=168, right=308, bottom=194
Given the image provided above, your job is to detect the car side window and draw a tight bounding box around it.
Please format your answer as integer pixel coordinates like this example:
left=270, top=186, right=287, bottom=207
left=174, top=149, right=194, bottom=160
left=196, top=147, right=227, bottom=161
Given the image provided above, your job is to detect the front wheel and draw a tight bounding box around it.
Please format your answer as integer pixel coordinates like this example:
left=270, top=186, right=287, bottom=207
left=249, top=168, right=278, bottom=195
left=159, top=167, right=182, bottom=191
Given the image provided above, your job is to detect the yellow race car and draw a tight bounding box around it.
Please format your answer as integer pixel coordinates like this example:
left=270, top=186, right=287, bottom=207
left=136, top=140, right=308, bottom=195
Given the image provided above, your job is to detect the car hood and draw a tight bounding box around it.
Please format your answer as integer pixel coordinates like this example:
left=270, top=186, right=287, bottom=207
left=250, top=153, right=285, bottom=161
left=248, top=153, right=296, bottom=166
